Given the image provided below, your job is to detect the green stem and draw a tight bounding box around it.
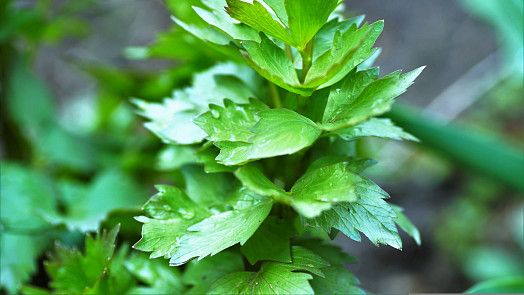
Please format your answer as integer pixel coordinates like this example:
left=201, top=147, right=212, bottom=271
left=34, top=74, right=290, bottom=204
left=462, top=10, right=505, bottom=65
left=285, top=44, right=294, bottom=63
left=299, top=40, right=314, bottom=83
left=268, top=82, right=282, bottom=108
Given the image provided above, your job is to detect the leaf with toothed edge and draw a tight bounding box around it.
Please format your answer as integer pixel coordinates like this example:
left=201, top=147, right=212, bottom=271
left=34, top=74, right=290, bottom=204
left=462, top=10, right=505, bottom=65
left=208, top=246, right=329, bottom=294
left=333, top=118, right=419, bottom=142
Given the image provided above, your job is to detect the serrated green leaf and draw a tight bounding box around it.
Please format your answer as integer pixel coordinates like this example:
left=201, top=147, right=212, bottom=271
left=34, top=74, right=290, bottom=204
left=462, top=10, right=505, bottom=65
left=241, top=216, right=296, bottom=264
left=193, top=98, right=269, bottom=142
left=183, top=251, right=244, bottom=294
left=305, top=178, right=403, bottom=249
left=320, top=66, right=425, bottom=131
left=241, top=34, right=313, bottom=95
left=304, top=21, right=383, bottom=89
left=334, top=118, right=419, bottom=141
left=215, top=141, right=253, bottom=166
left=172, top=16, right=233, bottom=46
left=208, top=246, right=328, bottom=294
left=169, top=190, right=272, bottom=265
left=195, top=144, right=237, bottom=173
left=193, top=4, right=260, bottom=42
left=285, top=0, right=339, bottom=49
left=234, top=165, right=289, bottom=201
left=225, top=0, right=294, bottom=45
left=310, top=265, right=365, bottom=295
left=143, top=185, right=209, bottom=220
left=212, top=109, right=322, bottom=165
left=323, top=67, right=379, bottom=123
left=306, top=156, right=376, bottom=175
left=248, top=108, right=322, bottom=159
left=135, top=187, right=272, bottom=266
left=45, top=225, right=120, bottom=294
left=134, top=63, right=256, bottom=144
left=313, top=16, right=365, bottom=62
left=391, top=204, right=421, bottom=246
left=236, top=163, right=360, bottom=218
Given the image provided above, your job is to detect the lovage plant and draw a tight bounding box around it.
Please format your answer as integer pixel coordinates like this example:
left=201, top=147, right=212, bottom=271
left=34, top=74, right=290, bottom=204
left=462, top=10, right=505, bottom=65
left=133, top=0, right=423, bottom=293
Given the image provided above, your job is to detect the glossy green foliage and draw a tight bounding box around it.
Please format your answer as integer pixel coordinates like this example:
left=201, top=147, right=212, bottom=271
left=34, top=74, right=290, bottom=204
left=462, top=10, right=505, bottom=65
left=129, top=0, right=423, bottom=294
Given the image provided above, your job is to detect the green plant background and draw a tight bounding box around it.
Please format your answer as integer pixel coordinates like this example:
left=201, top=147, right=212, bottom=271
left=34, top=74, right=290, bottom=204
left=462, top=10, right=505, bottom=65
left=1, top=0, right=522, bottom=294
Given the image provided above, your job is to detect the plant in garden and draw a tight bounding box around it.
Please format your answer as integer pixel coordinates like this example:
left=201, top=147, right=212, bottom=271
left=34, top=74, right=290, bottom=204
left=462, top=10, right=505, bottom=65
left=129, top=0, right=423, bottom=293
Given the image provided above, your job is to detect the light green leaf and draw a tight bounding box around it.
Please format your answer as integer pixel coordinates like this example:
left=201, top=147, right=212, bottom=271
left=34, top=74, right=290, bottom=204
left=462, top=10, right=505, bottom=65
left=236, top=163, right=360, bottom=218
left=225, top=0, right=294, bottom=45
left=247, top=109, right=322, bottom=159
left=304, top=178, right=402, bottom=249
left=304, top=21, right=383, bottom=88
left=323, top=67, right=379, bottom=123
left=193, top=4, right=260, bottom=42
left=310, top=265, right=365, bottom=295
left=45, top=225, right=120, bottom=294
left=208, top=246, right=328, bottom=294
left=465, top=276, right=524, bottom=294
left=42, top=170, right=145, bottom=232
left=195, top=144, right=237, bottom=173
left=334, top=118, right=419, bottom=141
left=285, top=0, right=339, bottom=49
left=156, top=145, right=198, bottom=171
left=169, top=190, right=273, bottom=265
left=290, top=162, right=361, bottom=218
left=262, top=0, right=288, bottom=25
left=215, top=141, right=253, bottom=166
left=391, top=204, right=421, bottom=246
left=134, top=63, right=256, bottom=144
left=320, top=66, right=425, bottom=131
left=313, top=16, right=365, bottom=62
left=183, top=251, right=244, bottom=294
left=241, top=216, right=296, bottom=264
left=241, top=34, right=312, bottom=95
left=135, top=187, right=272, bottom=266
left=234, top=165, right=288, bottom=201
left=193, top=98, right=269, bottom=142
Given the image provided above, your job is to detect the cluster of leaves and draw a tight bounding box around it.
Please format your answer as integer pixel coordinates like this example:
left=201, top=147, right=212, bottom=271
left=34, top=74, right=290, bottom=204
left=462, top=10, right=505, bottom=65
left=129, top=0, right=423, bottom=293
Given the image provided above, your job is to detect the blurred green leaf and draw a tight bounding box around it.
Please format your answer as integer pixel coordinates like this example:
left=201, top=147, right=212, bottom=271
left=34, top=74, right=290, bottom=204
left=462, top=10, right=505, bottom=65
left=388, top=104, right=524, bottom=192
left=465, top=276, right=524, bottom=294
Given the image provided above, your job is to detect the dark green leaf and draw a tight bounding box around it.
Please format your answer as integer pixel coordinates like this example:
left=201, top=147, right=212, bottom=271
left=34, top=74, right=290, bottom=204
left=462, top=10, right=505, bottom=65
left=310, top=265, right=365, bottom=295
left=241, top=216, right=296, bottom=264
left=183, top=251, right=244, bottom=294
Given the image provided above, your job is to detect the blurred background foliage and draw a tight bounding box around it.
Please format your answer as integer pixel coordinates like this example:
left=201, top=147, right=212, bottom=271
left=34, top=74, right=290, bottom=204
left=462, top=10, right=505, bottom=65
left=0, top=0, right=522, bottom=294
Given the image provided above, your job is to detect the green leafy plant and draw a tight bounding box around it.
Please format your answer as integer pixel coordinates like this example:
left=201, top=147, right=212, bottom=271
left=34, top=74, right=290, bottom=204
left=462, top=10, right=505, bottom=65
left=129, top=0, right=423, bottom=293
